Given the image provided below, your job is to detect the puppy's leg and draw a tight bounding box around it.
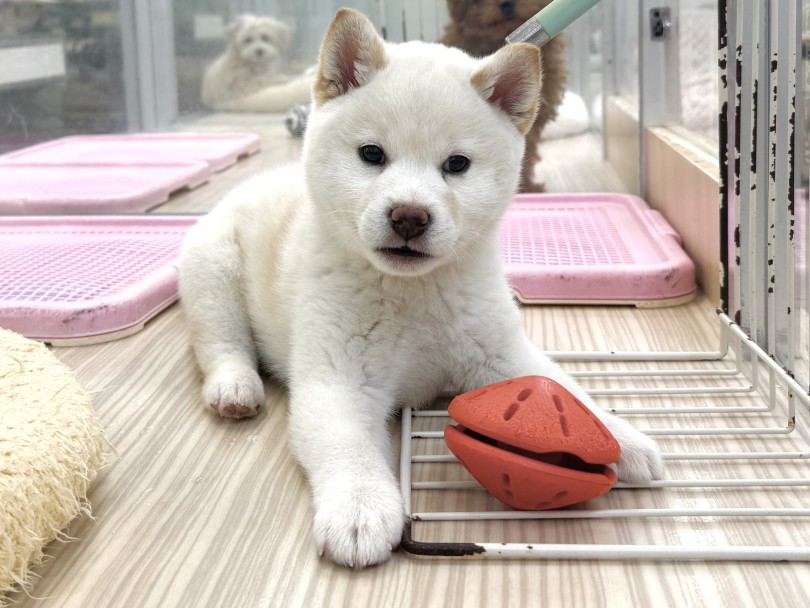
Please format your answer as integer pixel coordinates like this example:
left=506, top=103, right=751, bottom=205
left=179, top=219, right=264, bottom=418
left=287, top=381, right=404, bottom=568
left=467, top=335, right=664, bottom=483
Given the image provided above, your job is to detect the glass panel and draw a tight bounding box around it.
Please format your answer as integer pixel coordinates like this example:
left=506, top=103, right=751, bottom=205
left=678, top=0, right=719, bottom=145
left=601, top=1, right=640, bottom=193
left=561, top=1, right=603, bottom=136
left=1, top=2, right=601, bottom=151
left=173, top=1, right=383, bottom=118
left=611, top=2, right=639, bottom=110
left=0, top=1, right=129, bottom=154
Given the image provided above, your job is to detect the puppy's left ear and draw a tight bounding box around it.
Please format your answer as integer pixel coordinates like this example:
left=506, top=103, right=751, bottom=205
left=471, top=43, right=542, bottom=135
left=226, top=15, right=247, bottom=43
left=313, top=8, right=387, bottom=105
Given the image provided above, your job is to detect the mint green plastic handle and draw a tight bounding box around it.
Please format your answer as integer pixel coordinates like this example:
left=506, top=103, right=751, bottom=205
left=533, top=0, right=602, bottom=38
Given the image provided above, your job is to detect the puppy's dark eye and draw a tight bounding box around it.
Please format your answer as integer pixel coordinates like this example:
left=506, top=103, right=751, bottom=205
left=244, top=36, right=253, bottom=44
left=260, top=34, right=270, bottom=42
left=443, top=155, right=469, bottom=174
left=359, top=145, right=386, bottom=165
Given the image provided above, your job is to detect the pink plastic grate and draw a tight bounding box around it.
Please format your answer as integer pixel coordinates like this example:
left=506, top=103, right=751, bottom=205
left=0, top=216, right=197, bottom=343
left=501, top=206, right=635, bottom=266
left=499, top=193, right=696, bottom=306
left=0, top=163, right=210, bottom=214
left=0, top=132, right=261, bottom=172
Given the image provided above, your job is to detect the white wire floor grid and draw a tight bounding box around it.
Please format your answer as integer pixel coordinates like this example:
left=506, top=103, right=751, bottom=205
left=399, top=320, right=810, bottom=561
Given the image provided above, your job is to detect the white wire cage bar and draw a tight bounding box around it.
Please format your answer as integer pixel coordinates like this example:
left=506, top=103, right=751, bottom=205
left=399, top=0, right=810, bottom=561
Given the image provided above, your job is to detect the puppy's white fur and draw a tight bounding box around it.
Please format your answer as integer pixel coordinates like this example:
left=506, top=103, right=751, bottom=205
left=202, top=14, right=310, bottom=112
left=180, top=9, right=663, bottom=568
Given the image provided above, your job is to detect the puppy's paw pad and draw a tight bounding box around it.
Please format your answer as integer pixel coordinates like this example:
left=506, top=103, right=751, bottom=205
left=221, top=403, right=254, bottom=417
left=203, top=369, right=264, bottom=418
left=314, top=482, right=405, bottom=568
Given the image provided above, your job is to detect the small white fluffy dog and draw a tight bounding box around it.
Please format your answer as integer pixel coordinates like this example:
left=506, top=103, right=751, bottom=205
left=180, top=9, right=663, bottom=568
left=202, top=14, right=310, bottom=112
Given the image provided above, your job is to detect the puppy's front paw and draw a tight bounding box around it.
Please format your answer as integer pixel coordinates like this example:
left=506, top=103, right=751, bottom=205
left=601, top=414, right=665, bottom=483
left=314, top=476, right=405, bottom=568
left=615, top=427, right=664, bottom=483
left=203, top=366, right=264, bottom=418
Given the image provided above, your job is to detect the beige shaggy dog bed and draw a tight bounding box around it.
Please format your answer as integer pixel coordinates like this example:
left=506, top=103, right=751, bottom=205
left=0, top=328, right=107, bottom=603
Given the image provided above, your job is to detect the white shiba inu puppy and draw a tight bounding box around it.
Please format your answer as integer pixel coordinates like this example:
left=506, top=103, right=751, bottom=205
left=180, top=8, right=664, bottom=568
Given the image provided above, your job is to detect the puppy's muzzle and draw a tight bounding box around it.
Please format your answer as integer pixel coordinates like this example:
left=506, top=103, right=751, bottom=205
left=390, top=205, right=430, bottom=241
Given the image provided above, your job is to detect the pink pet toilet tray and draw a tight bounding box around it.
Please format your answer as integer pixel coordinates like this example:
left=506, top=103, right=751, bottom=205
left=499, top=193, right=696, bottom=307
left=0, top=132, right=261, bottom=172
left=0, top=215, right=197, bottom=345
left=0, top=162, right=210, bottom=214
left=0, top=133, right=261, bottom=214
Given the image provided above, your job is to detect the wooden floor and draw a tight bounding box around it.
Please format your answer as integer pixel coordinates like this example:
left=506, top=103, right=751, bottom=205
left=9, top=114, right=810, bottom=607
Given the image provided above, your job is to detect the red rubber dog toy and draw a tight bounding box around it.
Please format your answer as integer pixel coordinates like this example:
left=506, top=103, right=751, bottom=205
left=444, top=376, right=620, bottom=510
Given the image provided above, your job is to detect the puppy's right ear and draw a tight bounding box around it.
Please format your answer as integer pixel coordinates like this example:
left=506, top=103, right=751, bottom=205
left=313, top=8, right=388, bottom=106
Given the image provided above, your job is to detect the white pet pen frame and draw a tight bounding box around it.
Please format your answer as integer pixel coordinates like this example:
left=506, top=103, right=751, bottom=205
left=399, top=0, right=810, bottom=561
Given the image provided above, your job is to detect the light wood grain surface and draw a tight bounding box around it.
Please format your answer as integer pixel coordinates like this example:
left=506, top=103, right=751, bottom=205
left=8, top=115, right=810, bottom=607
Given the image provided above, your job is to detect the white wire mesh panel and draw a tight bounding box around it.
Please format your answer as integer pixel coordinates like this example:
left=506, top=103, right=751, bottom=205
left=400, top=323, right=810, bottom=560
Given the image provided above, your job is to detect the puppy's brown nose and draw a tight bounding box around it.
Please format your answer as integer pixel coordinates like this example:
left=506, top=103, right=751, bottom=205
left=390, top=205, right=430, bottom=241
